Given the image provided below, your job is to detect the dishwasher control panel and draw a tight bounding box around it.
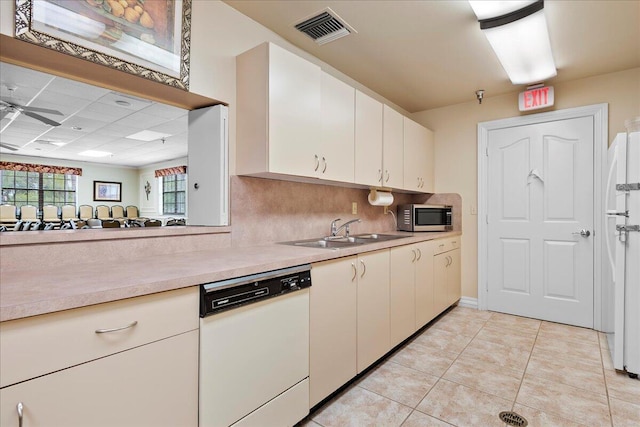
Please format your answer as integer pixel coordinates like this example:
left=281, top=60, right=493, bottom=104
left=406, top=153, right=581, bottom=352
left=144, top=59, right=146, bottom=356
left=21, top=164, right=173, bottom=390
left=200, top=265, right=311, bottom=317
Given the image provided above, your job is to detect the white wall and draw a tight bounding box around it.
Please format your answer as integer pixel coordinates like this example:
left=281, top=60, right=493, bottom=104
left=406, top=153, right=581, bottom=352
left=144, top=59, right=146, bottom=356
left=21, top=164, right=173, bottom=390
left=137, top=157, right=188, bottom=218
left=412, top=67, right=640, bottom=300
left=0, top=154, right=139, bottom=209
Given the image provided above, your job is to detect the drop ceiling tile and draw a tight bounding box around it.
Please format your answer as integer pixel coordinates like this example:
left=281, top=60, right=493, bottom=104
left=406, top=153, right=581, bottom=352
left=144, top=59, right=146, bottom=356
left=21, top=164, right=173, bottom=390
left=46, top=77, right=110, bottom=101
left=82, top=102, right=133, bottom=121
left=141, top=103, right=187, bottom=120
left=96, top=92, right=153, bottom=112
left=117, top=112, right=171, bottom=129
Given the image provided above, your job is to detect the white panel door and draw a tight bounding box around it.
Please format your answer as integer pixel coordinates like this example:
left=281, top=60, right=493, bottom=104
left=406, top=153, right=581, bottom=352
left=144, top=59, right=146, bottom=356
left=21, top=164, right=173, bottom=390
left=487, top=116, right=594, bottom=327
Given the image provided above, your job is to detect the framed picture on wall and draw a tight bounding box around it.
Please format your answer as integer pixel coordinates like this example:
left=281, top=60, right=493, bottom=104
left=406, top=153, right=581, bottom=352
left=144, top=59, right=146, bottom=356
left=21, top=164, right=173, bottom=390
left=14, top=0, right=192, bottom=90
left=94, top=180, right=122, bottom=202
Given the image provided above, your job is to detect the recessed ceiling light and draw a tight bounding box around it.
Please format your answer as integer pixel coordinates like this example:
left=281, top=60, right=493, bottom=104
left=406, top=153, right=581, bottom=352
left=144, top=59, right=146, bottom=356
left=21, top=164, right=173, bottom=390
left=115, top=100, right=131, bottom=106
left=51, top=142, right=67, bottom=146
left=79, top=150, right=112, bottom=157
left=71, top=126, right=83, bottom=131
left=126, top=130, right=172, bottom=141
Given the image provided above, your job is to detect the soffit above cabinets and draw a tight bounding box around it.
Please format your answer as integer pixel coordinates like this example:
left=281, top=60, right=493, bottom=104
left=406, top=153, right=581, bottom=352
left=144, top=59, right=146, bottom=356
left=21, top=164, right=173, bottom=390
left=223, top=0, right=640, bottom=112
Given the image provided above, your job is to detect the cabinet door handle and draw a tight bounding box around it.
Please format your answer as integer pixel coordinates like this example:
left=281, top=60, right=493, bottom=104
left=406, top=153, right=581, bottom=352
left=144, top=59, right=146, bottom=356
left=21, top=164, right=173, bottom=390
left=411, top=249, right=417, bottom=263
left=360, top=260, right=366, bottom=278
left=314, top=155, right=320, bottom=172
left=416, top=248, right=422, bottom=261
left=385, top=170, right=390, bottom=183
left=377, top=169, right=382, bottom=182
left=351, top=262, right=357, bottom=282
left=95, top=320, right=138, bottom=334
left=17, top=402, right=23, bottom=427
left=322, top=157, right=327, bottom=173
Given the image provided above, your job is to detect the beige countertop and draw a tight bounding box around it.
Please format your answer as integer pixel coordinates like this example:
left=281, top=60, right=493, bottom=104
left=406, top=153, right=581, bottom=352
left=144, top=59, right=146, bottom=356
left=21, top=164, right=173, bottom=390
left=0, top=231, right=460, bottom=322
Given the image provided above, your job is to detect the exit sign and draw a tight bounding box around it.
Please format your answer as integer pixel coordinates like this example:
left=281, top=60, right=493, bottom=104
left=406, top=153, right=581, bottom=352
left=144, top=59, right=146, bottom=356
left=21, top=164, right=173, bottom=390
left=519, top=86, right=554, bottom=111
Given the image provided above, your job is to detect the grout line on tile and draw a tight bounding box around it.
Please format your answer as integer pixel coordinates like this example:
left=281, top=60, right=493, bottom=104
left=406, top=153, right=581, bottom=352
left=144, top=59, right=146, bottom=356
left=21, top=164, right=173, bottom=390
left=598, top=332, right=615, bottom=427
left=511, top=315, right=540, bottom=412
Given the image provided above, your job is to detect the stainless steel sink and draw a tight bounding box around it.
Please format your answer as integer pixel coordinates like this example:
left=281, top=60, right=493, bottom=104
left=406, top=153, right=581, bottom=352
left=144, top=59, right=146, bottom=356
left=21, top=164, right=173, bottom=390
left=280, top=233, right=406, bottom=250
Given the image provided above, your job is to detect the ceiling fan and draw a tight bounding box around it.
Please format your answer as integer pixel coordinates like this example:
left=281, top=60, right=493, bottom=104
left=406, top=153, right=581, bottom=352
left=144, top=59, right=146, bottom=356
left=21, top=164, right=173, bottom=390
left=0, top=98, right=63, bottom=127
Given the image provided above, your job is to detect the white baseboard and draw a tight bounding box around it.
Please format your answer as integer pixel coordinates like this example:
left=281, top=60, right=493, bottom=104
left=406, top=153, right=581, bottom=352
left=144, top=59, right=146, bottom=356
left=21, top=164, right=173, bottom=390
left=458, top=297, right=478, bottom=309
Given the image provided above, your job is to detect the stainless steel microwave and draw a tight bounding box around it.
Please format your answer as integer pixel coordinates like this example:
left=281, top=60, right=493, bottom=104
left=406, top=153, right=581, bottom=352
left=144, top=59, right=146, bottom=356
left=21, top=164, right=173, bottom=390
left=397, top=204, right=452, bottom=232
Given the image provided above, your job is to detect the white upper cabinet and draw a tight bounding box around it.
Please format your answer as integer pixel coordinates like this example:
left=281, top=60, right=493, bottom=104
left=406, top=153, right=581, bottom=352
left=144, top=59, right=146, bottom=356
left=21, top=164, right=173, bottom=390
left=236, top=42, right=436, bottom=193
left=320, top=72, right=355, bottom=182
left=403, top=117, right=434, bottom=193
left=354, top=91, right=383, bottom=187
left=383, top=105, right=404, bottom=189
left=236, top=42, right=322, bottom=178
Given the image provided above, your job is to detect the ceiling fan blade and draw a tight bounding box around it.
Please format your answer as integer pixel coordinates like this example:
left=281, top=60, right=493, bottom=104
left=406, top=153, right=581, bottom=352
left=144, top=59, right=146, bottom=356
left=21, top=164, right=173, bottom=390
left=21, top=111, right=62, bottom=127
left=0, top=99, right=63, bottom=116
left=19, top=105, right=64, bottom=116
left=0, top=143, right=19, bottom=151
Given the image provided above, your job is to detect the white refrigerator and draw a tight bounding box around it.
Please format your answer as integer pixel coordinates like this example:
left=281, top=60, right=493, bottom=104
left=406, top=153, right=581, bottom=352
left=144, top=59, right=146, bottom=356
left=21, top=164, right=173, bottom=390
left=605, top=117, right=640, bottom=377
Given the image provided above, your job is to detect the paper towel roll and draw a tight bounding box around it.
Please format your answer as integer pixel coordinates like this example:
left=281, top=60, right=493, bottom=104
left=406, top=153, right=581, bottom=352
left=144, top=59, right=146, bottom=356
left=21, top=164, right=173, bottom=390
left=368, top=190, right=394, bottom=206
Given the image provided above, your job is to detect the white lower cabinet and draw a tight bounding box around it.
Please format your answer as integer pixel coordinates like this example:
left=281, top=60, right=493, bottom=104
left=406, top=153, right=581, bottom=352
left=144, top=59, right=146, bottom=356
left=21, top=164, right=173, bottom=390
left=0, top=287, right=199, bottom=427
left=434, top=238, right=462, bottom=313
left=356, top=250, right=391, bottom=373
left=389, top=245, right=417, bottom=347
left=0, top=330, right=199, bottom=427
left=309, top=249, right=390, bottom=407
left=390, top=241, right=436, bottom=347
left=310, top=237, right=460, bottom=409
left=309, top=256, right=358, bottom=407
left=414, top=241, right=437, bottom=329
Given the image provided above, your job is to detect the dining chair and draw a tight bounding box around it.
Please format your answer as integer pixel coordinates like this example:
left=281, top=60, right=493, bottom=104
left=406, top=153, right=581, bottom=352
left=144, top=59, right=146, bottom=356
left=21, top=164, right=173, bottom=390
left=95, top=205, right=112, bottom=220
left=79, top=205, right=94, bottom=220
left=20, top=205, right=38, bottom=221
left=61, top=205, right=79, bottom=221
left=42, top=205, right=61, bottom=225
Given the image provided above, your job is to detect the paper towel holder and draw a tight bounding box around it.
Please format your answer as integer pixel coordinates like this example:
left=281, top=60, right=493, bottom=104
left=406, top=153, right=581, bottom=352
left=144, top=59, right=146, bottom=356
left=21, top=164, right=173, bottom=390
left=368, top=188, right=394, bottom=207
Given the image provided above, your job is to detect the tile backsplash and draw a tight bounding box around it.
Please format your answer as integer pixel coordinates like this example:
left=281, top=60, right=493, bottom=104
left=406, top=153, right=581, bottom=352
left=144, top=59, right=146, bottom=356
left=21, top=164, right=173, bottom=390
left=230, top=176, right=461, bottom=247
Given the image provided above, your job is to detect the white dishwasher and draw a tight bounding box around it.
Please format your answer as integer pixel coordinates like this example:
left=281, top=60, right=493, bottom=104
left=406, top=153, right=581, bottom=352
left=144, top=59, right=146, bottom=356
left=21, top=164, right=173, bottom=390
left=199, top=265, right=311, bottom=427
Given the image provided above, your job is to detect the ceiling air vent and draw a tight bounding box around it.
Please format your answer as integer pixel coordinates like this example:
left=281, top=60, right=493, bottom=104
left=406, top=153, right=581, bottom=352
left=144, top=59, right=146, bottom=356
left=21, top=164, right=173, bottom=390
left=294, top=8, right=355, bottom=45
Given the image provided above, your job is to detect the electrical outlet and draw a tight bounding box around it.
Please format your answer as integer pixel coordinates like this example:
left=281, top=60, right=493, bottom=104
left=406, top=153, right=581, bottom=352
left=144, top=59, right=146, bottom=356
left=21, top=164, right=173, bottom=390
left=352, top=202, right=358, bottom=215
left=470, top=205, right=477, bottom=215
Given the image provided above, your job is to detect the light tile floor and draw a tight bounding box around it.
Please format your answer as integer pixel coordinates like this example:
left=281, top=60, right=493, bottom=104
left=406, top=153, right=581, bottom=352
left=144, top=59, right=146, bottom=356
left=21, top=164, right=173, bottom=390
left=300, top=306, right=640, bottom=427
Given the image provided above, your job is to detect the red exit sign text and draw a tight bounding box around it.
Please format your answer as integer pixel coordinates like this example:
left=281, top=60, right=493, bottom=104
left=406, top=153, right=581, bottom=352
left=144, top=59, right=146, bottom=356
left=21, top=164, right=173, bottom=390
left=519, top=86, right=554, bottom=111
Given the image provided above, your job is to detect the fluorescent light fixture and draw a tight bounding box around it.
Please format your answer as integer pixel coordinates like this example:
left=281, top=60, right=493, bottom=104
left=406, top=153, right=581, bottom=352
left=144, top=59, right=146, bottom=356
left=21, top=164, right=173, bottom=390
left=50, top=142, right=67, bottom=146
left=469, top=0, right=556, bottom=85
left=79, top=150, right=112, bottom=157
left=126, top=130, right=172, bottom=142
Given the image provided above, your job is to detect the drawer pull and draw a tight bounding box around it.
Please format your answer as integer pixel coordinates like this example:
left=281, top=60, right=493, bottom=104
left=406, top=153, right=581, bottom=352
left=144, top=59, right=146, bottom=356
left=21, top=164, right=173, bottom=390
left=360, top=260, right=366, bottom=278
left=17, top=402, right=23, bottom=427
left=95, top=321, right=138, bottom=334
left=416, top=248, right=422, bottom=261
left=351, top=262, right=357, bottom=282
left=411, top=249, right=417, bottom=263
left=314, top=155, right=319, bottom=171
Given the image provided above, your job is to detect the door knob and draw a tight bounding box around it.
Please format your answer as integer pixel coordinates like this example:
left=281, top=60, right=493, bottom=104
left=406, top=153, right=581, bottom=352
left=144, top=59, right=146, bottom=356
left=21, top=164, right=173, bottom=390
left=572, top=229, right=591, bottom=237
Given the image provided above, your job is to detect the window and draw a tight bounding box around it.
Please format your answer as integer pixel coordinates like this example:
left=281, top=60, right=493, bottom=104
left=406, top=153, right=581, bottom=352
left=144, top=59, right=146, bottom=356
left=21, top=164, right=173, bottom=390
left=162, top=174, right=186, bottom=215
left=1, top=170, right=77, bottom=211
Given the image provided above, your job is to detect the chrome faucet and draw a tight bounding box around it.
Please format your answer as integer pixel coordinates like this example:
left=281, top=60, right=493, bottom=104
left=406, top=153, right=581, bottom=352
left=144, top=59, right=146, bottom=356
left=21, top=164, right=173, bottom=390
left=330, top=218, right=361, bottom=237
